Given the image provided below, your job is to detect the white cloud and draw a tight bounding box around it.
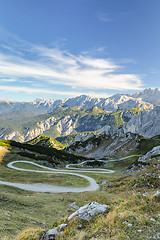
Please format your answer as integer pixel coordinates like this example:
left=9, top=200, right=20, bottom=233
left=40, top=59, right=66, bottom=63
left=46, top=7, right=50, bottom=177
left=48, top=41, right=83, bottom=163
left=0, top=43, right=143, bottom=92
left=78, top=56, right=118, bottom=70
left=0, top=78, right=17, bottom=82
left=0, top=85, right=113, bottom=99
left=0, top=85, right=83, bottom=96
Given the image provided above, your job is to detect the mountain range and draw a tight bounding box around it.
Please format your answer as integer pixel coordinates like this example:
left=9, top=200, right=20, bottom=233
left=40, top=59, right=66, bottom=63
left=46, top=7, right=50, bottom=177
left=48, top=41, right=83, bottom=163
left=1, top=88, right=159, bottom=116
left=0, top=88, right=159, bottom=142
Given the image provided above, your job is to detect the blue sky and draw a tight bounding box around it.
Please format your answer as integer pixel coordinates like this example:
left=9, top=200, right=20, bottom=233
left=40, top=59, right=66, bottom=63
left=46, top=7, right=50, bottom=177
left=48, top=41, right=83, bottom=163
left=0, top=0, right=159, bottom=101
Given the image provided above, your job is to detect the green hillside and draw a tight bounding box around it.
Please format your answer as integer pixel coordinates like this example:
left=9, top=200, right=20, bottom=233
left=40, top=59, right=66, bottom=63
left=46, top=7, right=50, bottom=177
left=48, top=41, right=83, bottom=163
left=27, top=135, right=64, bottom=150
left=0, top=139, right=86, bottom=166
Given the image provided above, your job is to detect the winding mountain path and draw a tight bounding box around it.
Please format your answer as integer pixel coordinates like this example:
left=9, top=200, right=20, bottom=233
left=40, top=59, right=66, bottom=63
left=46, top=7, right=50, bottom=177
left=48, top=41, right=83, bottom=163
left=0, top=155, right=140, bottom=193
left=0, top=160, right=114, bottom=193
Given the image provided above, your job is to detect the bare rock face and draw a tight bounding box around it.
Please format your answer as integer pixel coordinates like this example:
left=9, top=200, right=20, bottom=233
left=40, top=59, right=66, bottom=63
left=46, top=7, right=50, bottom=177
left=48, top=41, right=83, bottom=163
left=137, top=145, right=160, bottom=162
left=132, top=88, right=160, bottom=106
left=64, top=94, right=153, bottom=111
left=68, top=202, right=109, bottom=221
left=123, top=106, right=160, bottom=138
left=67, top=106, right=160, bottom=158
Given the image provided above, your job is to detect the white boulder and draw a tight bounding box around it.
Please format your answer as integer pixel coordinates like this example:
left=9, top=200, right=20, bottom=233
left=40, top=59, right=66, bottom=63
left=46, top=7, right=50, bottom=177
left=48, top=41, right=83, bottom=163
left=68, top=201, right=109, bottom=221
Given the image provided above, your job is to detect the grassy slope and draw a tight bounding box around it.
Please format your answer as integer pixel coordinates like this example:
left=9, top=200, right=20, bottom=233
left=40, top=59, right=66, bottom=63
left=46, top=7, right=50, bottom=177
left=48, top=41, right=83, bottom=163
left=0, top=145, right=123, bottom=239
left=56, top=154, right=160, bottom=240
left=0, top=139, right=86, bottom=166
left=3, top=154, right=159, bottom=240
left=0, top=138, right=159, bottom=240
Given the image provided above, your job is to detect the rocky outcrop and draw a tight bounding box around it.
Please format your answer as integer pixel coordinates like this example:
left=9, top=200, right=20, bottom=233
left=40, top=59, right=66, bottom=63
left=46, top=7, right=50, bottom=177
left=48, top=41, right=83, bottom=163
left=57, top=116, right=75, bottom=135
left=132, top=88, right=160, bottom=106
left=68, top=133, right=94, bottom=147
left=68, top=202, right=109, bottom=221
left=1, top=117, right=56, bottom=142
left=67, top=131, right=140, bottom=159
left=24, top=117, right=56, bottom=140
left=67, top=106, right=160, bottom=158
left=40, top=202, right=109, bottom=239
left=137, top=145, right=160, bottom=162
left=123, top=106, right=160, bottom=138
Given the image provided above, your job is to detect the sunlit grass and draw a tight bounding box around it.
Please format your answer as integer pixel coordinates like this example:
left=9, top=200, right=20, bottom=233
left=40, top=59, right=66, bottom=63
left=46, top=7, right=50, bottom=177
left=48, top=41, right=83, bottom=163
left=0, top=147, right=10, bottom=163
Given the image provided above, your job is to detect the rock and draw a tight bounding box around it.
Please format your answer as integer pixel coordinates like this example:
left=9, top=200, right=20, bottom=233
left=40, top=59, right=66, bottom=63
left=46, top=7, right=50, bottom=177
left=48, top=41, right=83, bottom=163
left=137, top=146, right=160, bottom=163
left=123, top=106, right=160, bottom=138
left=127, top=223, right=133, bottom=227
left=132, top=88, right=160, bottom=106
left=30, top=220, right=36, bottom=224
left=153, top=190, right=160, bottom=196
left=77, top=224, right=82, bottom=229
left=101, top=180, right=108, bottom=185
left=58, top=223, right=67, bottom=231
left=153, top=233, right=160, bottom=239
left=69, top=202, right=80, bottom=210
left=68, top=211, right=78, bottom=221
left=45, top=227, right=59, bottom=240
left=40, top=224, right=67, bottom=239
left=99, top=125, right=111, bottom=135
left=150, top=217, right=156, bottom=222
left=68, top=202, right=109, bottom=221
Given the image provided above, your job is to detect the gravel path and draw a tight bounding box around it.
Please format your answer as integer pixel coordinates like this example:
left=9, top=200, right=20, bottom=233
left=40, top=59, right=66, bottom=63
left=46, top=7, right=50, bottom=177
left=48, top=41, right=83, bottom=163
left=0, top=160, right=114, bottom=193
left=0, top=155, right=139, bottom=193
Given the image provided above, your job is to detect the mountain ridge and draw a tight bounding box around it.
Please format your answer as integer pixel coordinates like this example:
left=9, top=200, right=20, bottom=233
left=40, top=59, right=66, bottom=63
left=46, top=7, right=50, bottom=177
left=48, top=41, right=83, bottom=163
left=1, top=87, right=159, bottom=115
left=0, top=88, right=159, bottom=142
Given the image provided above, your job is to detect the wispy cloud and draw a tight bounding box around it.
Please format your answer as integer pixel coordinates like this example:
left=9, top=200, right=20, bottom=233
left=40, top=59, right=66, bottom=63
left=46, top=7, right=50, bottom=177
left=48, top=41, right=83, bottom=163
left=0, top=36, right=143, bottom=94
left=0, top=85, right=84, bottom=96
left=0, top=85, right=113, bottom=99
left=98, top=13, right=110, bottom=22
left=0, top=78, right=17, bottom=82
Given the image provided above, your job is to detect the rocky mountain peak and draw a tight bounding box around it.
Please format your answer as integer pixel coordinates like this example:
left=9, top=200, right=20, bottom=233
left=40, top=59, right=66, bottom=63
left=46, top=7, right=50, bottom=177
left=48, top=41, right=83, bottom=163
left=123, top=106, right=160, bottom=138
left=132, top=88, right=160, bottom=106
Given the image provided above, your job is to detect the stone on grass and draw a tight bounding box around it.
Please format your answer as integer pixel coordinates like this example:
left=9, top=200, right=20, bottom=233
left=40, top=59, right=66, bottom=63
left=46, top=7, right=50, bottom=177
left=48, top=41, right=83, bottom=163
left=68, top=201, right=109, bottom=221
left=69, top=202, right=80, bottom=209
left=150, top=217, right=156, bottom=222
left=45, top=227, right=59, bottom=240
